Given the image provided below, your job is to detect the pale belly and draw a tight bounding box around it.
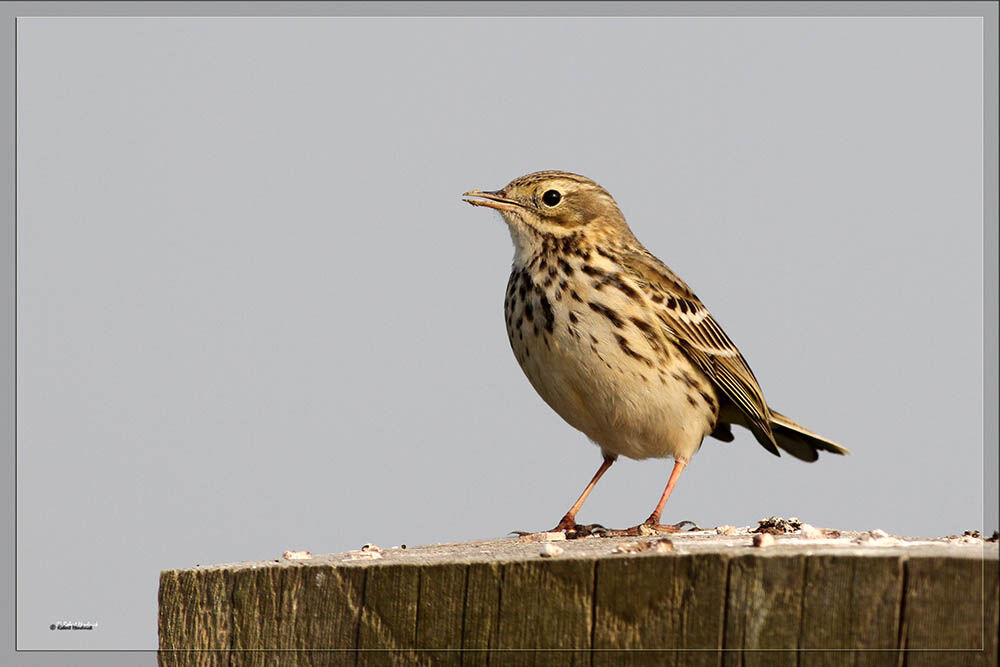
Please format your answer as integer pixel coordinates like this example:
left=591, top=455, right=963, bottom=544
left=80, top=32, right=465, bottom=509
left=503, top=263, right=720, bottom=463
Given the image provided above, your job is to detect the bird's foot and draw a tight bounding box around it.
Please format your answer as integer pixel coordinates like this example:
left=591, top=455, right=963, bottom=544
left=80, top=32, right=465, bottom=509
left=552, top=513, right=610, bottom=539
left=600, top=519, right=700, bottom=537
left=509, top=514, right=577, bottom=540
left=565, top=523, right=608, bottom=539
left=647, top=518, right=700, bottom=532
left=510, top=518, right=609, bottom=541
left=551, top=514, right=577, bottom=533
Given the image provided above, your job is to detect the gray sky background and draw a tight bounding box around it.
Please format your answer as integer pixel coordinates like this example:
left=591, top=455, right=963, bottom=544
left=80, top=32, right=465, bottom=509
left=16, top=16, right=984, bottom=649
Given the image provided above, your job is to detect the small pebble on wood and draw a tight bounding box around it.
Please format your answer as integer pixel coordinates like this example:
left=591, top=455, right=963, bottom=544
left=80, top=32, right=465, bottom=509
left=539, top=543, right=564, bottom=557
left=517, top=531, right=566, bottom=543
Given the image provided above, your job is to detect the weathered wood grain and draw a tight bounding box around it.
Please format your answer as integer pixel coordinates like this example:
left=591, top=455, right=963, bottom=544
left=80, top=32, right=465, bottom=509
left=492, top=558, right=595, bottom=666
left=592, top=553, right=728, bottom=667
left=902, top=556, right=999, bottom=667
left=415, top=562, right=468, bottom=666
left=356, top=564, right=422, bottom=666
left=798, top=555, right=903, bottom=667
left=158, top=568, right=233, bottom=667
left=158, top=534, right=999, bottom=667
left=461, top=561, right=502, bottom=666
left=722, top=554, right=806, bottom=667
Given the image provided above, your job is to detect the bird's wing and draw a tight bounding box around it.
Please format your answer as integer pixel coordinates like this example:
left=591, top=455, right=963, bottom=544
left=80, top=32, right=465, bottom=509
left=619, top=248, right=777, bottom=449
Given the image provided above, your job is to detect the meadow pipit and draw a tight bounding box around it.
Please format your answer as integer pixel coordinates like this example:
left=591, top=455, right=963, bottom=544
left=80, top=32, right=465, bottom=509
left=463, top=171, right=849, bottom=535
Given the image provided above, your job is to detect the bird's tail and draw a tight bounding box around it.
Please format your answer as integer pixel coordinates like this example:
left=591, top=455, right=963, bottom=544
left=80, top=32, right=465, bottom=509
left=762, top=410, right=851, bottom=462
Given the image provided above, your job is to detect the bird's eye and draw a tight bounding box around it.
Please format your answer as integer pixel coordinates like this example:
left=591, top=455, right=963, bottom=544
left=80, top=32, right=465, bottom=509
left=542, top=190, right=562, bottom=207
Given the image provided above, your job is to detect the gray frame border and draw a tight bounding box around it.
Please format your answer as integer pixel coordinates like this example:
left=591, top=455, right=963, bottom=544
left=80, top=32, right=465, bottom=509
left=2, top=2, right=996, bottom=663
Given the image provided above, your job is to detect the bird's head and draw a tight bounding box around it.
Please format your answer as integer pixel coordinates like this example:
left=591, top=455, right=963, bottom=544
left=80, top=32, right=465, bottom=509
left=463, top=171, right=630, bottom=251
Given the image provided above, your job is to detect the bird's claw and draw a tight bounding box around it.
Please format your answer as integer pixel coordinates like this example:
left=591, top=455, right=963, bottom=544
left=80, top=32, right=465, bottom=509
left=565, top=523, right=608, bottom=539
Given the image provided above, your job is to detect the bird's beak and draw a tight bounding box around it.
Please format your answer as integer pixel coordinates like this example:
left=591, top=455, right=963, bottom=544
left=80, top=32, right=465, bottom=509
left=462, top=189, right=523, bottom=212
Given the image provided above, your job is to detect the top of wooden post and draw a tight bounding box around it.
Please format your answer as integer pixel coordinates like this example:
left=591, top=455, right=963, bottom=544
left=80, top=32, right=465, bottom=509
left=173, top=527, right=998, bottom=573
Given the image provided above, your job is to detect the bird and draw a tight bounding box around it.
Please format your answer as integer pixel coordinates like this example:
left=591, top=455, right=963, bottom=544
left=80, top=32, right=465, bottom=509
left=463, top=170, right=850, bottom=535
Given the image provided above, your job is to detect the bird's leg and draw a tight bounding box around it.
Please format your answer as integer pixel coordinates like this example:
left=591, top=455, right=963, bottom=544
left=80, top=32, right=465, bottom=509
left=641, top=460, right=689, bottom=531
left=551, top=455, right=616, bottom=532
left=596, top=460, right=697, bottom=537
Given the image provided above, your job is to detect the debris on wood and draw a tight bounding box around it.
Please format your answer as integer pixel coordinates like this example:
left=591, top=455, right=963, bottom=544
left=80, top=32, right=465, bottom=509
left=539, top=543, right=564, bottom=558
left=963, top=530, right=981, bottom=538
left=282, top=550, right=312, bottom=560
left=653, top=538, right=674, bottom=553
left=988, top=531, right=999, bottom=543
left=346, top=543, right=384, bottom=560
left=753, top=516, right=802, bottom=534
left=798, top=523, right=823, bottom=539
left=612, top=538, right=674, bottom=554
left=517, top=531, right=567, bottom=544
left=854, top=530, right=899, bottom=546
left=752, top=533, right=775, bottom=548
left=795, top=523, right=840, bottom=539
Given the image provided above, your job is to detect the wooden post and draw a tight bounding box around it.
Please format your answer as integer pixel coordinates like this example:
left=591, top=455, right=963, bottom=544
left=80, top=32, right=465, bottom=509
left=158, top=531, right=999, bottom=666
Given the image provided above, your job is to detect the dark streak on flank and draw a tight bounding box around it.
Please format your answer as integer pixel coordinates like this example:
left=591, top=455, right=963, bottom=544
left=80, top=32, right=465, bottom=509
left=699, top=390, right=717, bottom=411
left=629, top=317, right=655, bottom=337
left=672, top=371, right=696, bottom=389
left=539, top=293, right=555, bottom=334
left=588, top=302, right=624, bottom=328
left=581, top=265, right=640, bottom=300
left=686, top=394, right=698, bottom=407
left=610, top=274, right=640, bottom=300
left=615, top=334, right=654, bottom=368
left=557, top=258, right=573, bottom=276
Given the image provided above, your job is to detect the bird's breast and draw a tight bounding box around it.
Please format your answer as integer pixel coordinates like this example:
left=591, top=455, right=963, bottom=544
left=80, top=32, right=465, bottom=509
left=502, top=249, right=720, bottom=461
